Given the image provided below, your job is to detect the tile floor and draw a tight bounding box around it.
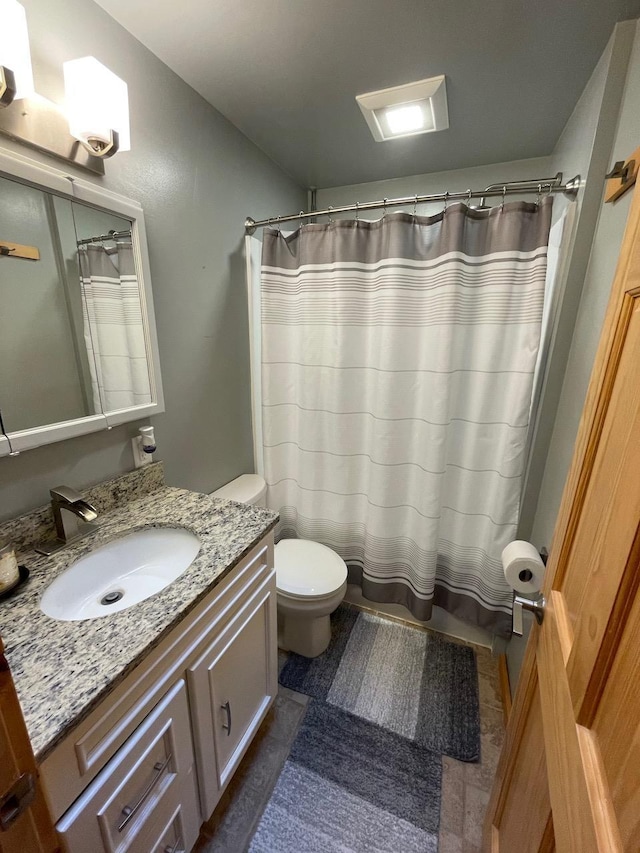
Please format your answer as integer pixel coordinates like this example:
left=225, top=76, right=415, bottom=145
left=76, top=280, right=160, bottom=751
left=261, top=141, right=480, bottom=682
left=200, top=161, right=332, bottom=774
left=195, top=620, right=505, bottom=853
left=438, top=645, right=505, bottom=853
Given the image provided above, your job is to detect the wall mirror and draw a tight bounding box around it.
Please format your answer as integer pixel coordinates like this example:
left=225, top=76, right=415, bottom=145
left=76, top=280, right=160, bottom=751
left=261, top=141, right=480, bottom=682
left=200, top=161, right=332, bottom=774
left=0, top=150, right=164, bottom=457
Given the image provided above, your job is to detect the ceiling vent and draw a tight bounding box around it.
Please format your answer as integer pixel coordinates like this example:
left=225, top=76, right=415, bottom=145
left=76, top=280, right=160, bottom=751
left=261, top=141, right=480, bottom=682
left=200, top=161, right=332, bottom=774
left=356, top=75, right=449, bottom=142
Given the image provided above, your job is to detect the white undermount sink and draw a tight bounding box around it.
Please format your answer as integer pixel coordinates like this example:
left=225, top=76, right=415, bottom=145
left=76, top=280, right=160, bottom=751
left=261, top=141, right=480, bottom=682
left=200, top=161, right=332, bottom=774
left=40, top=527, right=201, bottom=621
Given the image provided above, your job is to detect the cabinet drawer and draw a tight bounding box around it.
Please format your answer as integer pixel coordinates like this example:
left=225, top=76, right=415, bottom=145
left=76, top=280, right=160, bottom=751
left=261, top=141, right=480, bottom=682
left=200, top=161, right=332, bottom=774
left=132, top=802, right=191, bottom=853
left=188, top=573, right=277, bottom=819
left=57, top=680, right=200, bottom=853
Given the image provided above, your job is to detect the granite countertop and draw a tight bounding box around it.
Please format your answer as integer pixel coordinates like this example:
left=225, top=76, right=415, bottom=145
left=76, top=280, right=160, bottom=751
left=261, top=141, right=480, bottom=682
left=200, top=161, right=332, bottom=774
left=0, top=479, right=278, bottom=762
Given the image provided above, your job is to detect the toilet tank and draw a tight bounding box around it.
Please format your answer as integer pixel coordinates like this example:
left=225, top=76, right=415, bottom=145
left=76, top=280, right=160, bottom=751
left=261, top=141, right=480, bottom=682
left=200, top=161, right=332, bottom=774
left=210, top=474, right=267, bottom=506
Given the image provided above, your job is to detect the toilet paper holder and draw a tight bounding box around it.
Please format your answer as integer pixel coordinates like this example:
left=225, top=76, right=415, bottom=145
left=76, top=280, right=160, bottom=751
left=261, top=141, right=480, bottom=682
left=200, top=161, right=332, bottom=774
left=512, top=592, right=546, bottom=636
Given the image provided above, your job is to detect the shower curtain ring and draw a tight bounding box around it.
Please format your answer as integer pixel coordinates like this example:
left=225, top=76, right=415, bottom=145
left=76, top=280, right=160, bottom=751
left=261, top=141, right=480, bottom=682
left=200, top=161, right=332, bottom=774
left=443, top=191, right=449, bottom=213
left=413, top=195, right=418, bottom=217
left=328, top=206, right=333, bottom=223
left=299, top=210, right=305, bottom=230
left=536, top=184, right=542, bottom=205
left=500, top=186, right=507, bottom=211
left=383, top=198, right=388, bottom=218
left=355, top=201, right=359, bottom=222
left=276, top=215, right=282, bottom=233
left=466, top=189, right=472, bottom=208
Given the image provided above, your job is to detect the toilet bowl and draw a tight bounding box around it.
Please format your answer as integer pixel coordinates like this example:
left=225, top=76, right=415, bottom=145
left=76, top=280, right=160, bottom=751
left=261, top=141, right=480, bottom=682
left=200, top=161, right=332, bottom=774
left=211, top=475, right=348, bottom=658
left=275, top=538, right=347, bottom=657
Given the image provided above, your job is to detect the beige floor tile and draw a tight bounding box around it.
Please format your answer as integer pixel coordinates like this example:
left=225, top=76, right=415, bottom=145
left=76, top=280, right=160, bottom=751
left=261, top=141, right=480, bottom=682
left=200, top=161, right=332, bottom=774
left=464, top=741, right=501, bottom=792
left=439, top=828, right=464, bottom=852
left=463, top=784, right=490, bottom=848
left=478, top=668, right=502, bottom=710
left=440, top=756, right=466, bottom=835
left=474, top=647, right=496, bottom=673
left=480, top=703, right=505, bottom=750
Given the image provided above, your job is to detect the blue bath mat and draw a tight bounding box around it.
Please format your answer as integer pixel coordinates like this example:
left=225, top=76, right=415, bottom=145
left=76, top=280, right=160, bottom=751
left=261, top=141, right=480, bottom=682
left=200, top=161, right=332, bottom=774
left=279, top=604, right=481, bottom=762
left=249, top=699, right=441, bottom=853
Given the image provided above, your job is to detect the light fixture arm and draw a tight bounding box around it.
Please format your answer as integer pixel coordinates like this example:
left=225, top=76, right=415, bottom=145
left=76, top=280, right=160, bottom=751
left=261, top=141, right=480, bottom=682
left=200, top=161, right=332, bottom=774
left=80, top=128, right=120, bottom=159
left=0, top=65, right=16, bottom=108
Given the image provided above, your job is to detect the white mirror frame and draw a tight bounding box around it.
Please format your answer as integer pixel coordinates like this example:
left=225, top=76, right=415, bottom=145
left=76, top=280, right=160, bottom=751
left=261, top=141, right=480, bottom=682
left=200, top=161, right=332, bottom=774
left=0, top=148, right=164, bottom=457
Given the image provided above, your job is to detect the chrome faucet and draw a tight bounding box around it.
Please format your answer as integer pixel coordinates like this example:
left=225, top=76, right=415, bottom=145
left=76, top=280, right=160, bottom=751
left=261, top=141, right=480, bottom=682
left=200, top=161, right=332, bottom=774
left=35, top=486, right=99, bottom=555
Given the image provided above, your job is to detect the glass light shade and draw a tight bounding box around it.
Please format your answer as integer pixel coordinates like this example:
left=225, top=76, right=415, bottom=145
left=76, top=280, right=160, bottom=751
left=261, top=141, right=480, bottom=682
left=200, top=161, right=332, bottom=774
left=64, top=57, right=130, bottom=151
left=0, top=0, right=34, bottom=99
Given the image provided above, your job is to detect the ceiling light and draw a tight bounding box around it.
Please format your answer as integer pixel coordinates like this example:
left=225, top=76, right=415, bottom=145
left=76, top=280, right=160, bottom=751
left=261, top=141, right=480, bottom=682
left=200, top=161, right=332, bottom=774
left=356, top=75, right=448, bottom=142
left=0, top=0, right=34, bottom=107
left=64, top=57, right=130, bottom=158
left=385, top=103, right=429, bottom=135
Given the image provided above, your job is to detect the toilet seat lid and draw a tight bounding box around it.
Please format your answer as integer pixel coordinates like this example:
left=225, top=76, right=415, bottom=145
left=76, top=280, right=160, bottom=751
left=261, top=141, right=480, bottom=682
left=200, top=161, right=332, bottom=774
left=275, top=539, right=347, bottom=598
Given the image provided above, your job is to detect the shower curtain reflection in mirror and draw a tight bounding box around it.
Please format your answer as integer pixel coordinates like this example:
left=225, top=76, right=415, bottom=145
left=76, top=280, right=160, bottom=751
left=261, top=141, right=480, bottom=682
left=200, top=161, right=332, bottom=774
left=79, top=240, right=152, bottom=413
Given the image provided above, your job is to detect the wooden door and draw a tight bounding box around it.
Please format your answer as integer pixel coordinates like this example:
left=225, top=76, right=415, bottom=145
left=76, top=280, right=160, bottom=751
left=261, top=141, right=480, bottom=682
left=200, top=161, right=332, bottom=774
left=0, top=637, right=59, bottom=853
left=485, top=180, right=640, bottom=852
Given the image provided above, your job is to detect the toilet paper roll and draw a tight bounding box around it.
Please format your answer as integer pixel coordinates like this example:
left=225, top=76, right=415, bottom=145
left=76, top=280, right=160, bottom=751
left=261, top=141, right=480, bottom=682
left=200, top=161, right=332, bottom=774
left=501, top=540, right=545, bottom=594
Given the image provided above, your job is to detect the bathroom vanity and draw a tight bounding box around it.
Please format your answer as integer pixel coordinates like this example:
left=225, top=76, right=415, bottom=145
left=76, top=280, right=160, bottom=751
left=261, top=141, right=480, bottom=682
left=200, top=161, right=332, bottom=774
left=0, top=464, right=278, bottom=852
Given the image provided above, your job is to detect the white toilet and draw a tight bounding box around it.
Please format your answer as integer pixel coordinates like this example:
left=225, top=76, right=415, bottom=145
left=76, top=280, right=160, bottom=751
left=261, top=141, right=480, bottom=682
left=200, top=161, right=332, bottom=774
left=211, top=474, right=348, bottom=657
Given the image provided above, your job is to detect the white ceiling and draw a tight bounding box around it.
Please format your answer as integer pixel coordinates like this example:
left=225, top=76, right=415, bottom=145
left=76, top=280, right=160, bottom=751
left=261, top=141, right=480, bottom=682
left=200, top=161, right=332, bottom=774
left=95, top=0, right=640, bottom=189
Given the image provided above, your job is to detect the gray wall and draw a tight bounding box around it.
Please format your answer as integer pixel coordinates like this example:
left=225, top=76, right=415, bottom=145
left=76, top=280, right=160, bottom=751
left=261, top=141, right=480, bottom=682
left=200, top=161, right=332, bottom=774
left=317, top=156, right=554, bottom=215
left=532, top=21, right=640, bottom=559
left=518, top=21, right=636, bottom=544
left=506, top=20, right=639, bottom=690
left=0, top=0, right=305, bottom=520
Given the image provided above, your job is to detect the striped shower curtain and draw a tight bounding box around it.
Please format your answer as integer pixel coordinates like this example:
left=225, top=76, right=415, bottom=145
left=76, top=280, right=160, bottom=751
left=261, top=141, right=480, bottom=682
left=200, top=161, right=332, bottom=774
left=79, top=242, right=152, bottom=413
left=260, top=199, right=552, bottom=636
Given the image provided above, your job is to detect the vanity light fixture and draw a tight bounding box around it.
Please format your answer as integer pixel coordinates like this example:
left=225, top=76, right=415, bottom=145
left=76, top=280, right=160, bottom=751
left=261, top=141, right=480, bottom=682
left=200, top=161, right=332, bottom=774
left=64, top=57, right=130, bottom=158
left=0, top=11, right=130, bottom=173
left=0, top=0, right=34, bottom=107
left=356, top=75, right=448, bottom=142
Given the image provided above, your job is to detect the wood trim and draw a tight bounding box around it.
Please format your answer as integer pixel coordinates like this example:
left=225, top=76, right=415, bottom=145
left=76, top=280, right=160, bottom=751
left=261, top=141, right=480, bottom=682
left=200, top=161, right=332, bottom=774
left=483, top=628, right=545, bottom=847
left=498, top=655, right=512, bottom=725
left=537, top=593, right=600, bottom=852
left=0, top=240, right=40, bottom=260
left=542, top=180, right=640, bottom=601
left=576, top=726, right=623, bottom=852
left=0, top=640, right=59, bottom=853
left=604, top=145, right=640, bottom=203
left=578, top=520, right=640, bottom=727
left=539, top=814, right=555, bottom=853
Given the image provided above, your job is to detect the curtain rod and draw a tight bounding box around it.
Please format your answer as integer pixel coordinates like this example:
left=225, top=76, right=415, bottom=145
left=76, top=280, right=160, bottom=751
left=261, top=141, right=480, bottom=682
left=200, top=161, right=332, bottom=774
left=245, top=172, right=581, bottom=234
left=77, top=229, right=132, bottom=247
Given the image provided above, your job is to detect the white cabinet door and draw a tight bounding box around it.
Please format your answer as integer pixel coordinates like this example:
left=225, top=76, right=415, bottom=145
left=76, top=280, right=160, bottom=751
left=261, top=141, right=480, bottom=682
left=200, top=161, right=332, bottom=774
left=56, top=680, right=201, bottom=853
left=188, top=575, right=277, bottom=819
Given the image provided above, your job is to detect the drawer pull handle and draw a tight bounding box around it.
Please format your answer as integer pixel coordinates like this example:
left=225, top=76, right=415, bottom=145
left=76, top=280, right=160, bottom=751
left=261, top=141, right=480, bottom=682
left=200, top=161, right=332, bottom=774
left=165, top=837, right=183, bottom=853
left=221, top=700, right=232, bottom=735
left=118, top=753, right=172, bottom=832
